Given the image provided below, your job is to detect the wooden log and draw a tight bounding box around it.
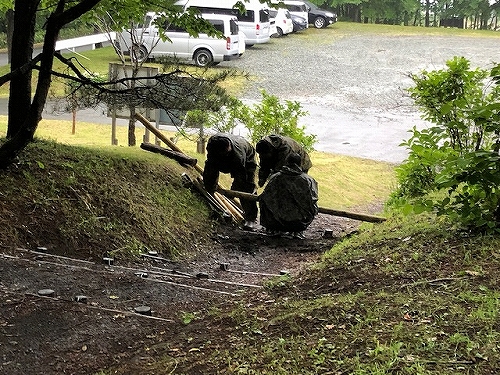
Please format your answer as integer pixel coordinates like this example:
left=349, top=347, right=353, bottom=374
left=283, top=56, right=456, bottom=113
left=135, top=114, right=247, bottom=222
left=140, top=142, right=197, bottom=166
left=135, top=113, right=203, bottom=174
left=187, top=174, right=228, bottom=215
left=317, top=207, right=386, bottom=223
left=214, top=192, right=244, bottom=223
left=217, top=188, right=387, bottom=223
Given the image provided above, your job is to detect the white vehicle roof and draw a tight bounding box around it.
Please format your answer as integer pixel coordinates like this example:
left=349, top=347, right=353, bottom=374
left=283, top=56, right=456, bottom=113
left=176, top=0, right=268, bottom=9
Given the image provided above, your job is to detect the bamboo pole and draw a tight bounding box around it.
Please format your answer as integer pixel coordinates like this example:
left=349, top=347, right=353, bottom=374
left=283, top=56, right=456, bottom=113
left=135, top=113, right=203, bottom=174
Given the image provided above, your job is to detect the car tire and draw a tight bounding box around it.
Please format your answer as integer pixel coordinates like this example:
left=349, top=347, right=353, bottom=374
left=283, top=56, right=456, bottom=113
left=193, top=49, right=213, bottom=67
left=130, top=45, right=148, bottom=63
left=276, top=27, right=283, bottom=37
left=314, top=16, right=326, bottom=29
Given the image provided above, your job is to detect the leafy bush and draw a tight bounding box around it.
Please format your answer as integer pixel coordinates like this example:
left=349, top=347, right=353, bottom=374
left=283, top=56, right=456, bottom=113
left=184, top=89, right=317, bottom=151
left=391, top=57, right=500, bottom=231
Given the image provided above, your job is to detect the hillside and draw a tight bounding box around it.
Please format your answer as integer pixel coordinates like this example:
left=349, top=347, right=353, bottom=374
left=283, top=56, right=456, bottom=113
left=0, top=139, right=367, bottom=374
left=0, top=141, right=498, bottom=374
left=0, top=139, right=214, bottom=260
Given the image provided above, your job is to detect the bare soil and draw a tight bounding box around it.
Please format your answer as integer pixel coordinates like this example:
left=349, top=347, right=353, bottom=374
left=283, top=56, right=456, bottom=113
left=0, top=209, right=370, bottom=375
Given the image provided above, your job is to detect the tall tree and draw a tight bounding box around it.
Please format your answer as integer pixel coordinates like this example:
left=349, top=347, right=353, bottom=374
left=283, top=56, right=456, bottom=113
left=0, top=0, right=231, bottom=168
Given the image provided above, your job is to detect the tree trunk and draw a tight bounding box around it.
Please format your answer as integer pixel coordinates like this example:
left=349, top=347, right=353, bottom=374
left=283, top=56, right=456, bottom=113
left=425, top=0, right=430, bottom=27
left=7, top=0, right=39, bottom=138
left=6, top=9, right=14, bottom=64
left=0, top=0, right=102, bottom=169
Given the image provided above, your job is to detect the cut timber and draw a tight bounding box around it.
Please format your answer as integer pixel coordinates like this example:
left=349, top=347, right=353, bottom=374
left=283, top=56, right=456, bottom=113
left=134, top=113, right=249, bottom=223
left=183, top=173, right=228, bottom=215
left=135, top=113, right=203, bottom=174
left=140, top=143, right=197, bottom=166
left=214, top=192, right=244, bottom=222
left=317, top=207, right=386, bottom=223
left=217, top=188, right=386, bottom=223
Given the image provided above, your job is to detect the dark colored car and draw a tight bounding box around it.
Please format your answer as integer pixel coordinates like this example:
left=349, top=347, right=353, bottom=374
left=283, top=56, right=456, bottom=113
left=302, top=0, right=337, bottom=29
left=290, top=13, right=307, bottom=32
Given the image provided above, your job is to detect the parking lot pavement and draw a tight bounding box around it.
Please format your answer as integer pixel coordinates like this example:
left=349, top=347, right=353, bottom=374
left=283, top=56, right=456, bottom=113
left=3, top=32, right=500, bottom=164
left=235, top=33, right=500, bottom=163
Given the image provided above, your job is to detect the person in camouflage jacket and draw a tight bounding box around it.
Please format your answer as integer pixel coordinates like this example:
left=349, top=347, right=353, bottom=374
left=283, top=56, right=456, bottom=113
left=203, top=133, right=258, bottom=226
left=259, top=153, right=318, bottom=237
left=255, top=134, right=312, bottom=187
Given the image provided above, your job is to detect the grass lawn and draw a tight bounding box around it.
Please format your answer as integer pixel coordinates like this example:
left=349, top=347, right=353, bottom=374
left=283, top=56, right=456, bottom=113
left=0, top=116, right=396, bottom=210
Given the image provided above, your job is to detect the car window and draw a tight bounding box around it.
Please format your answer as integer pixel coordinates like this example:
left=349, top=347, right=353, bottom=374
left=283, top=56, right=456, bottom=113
left=269, top=9, right=277, bottom=18
left=139, top=14, right=154, bottom=29
left=238, top=9, right=255, bottom=22
left=229, top=19, right=239, bottom=35
left=195, top=6, right=238, bottom=17
left=288, top=4, right=307, bottom=12
left=259, top=9, right=269, bottom=22
left=208, top=19, right=225, bottom=33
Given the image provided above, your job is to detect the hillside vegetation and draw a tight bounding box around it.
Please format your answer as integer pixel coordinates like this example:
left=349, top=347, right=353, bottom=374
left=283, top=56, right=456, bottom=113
left=0, top=138, right=214, bottom=260
left=0, top=120, right=499, bottom=374
left=152, top=214, right=500, bottom=374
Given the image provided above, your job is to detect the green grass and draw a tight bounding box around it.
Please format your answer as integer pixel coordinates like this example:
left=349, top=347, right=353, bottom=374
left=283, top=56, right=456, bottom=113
left=125, top=213, right=500, bottom=374
left=0, top=117, right=395, bottom=211
left=0, top=135, right=214, bottom=260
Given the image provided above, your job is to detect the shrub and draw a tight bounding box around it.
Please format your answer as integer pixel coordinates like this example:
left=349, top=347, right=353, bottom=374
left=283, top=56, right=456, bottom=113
left=391, top=57, right=500, bottom=231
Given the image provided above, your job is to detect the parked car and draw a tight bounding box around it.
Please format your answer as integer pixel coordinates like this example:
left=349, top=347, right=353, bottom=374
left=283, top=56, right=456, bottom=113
left=302, top=0, right=337, bottom=29
left=118, top=12, right=240, bottom=67
left=269, top=16, right=277, bottom=37
left=277, top=0, right=309, bottom=28
left=269, top=8, right=294, bottom=37
left=238, top=31, right=246, bottom=56
left=175, top=0, right=271, bottom=46
left=290, top=13, right=307, bottom=32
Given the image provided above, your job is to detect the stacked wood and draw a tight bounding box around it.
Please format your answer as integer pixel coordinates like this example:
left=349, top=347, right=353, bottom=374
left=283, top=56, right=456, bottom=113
left=135, top=113, right=244, bottom=224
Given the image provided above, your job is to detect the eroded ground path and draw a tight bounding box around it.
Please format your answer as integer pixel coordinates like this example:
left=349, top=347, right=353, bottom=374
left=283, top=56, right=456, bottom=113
left=0, top=213, right=361, bottom=374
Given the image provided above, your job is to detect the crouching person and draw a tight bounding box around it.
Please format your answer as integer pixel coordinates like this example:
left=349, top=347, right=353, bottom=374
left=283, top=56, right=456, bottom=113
left=259, top=153, right=318, bottom=239
left=203, top=133, right=258, bottom=230
left=255, top=134, right=312, bottom=187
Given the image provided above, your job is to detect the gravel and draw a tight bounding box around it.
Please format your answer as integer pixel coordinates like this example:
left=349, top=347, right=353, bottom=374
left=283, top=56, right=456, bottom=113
left=228, top=31, right=500, bottom=163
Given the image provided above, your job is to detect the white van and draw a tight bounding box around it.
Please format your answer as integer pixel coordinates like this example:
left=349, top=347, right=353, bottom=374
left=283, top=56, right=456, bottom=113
left=118, top=12, right=240, bottom=67
left=175, top=0, right=271, bottom=46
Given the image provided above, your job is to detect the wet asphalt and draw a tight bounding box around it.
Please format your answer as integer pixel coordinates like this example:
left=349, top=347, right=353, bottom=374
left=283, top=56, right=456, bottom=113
left=2, top=31, right=500, bottom=163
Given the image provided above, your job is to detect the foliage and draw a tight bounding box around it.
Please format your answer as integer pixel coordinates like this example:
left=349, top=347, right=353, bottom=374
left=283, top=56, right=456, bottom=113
left=238, top=90, right=316, bottom=151
left=182, top=96, right=245, bottom=137
left=182, top=89, right=317, bottom=151
left=321, top=0, right=495, bottom=27
left=391, top=56, right=500, bottom=231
